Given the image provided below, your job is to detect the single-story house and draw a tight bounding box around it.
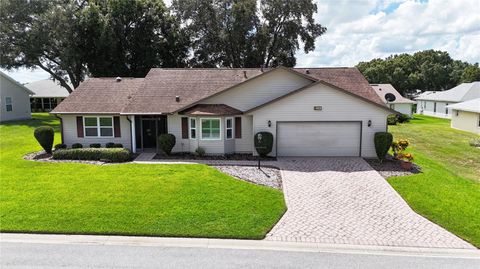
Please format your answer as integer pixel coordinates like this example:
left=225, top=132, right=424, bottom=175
left=25, top=79, right=70, bottom=112
left=0, top=71, right=33, bottom=122
left=370, top=84, right=416, bottom=117
left=415, top=82, right=480, bottom=118
left=447, top=99, right=480, bottom=134
left=51, top=67, right=398, bottom=157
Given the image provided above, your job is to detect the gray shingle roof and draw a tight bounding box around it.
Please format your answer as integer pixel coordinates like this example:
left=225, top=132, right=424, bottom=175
left=52, top=67, right=386, bottom=114
left=25, top=79, right=70, bottom=98
left=415, top=82, right=480, bottom=102
left=447, top=98, right=480, bottom=113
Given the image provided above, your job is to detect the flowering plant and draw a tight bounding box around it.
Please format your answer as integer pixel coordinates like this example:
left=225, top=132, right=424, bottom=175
left=397, top=153, right=414, bottom=162
left=392, top=139, right=409, bottom=158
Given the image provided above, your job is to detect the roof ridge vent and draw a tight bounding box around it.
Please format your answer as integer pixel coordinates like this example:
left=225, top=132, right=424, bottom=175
left=305, top=69, right=310, bottom=74
left=116, top=77, right=122, bottom=82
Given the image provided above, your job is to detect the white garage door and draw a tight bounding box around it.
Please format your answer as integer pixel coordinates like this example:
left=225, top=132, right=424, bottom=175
left=277, top=122, right=361, bottom=156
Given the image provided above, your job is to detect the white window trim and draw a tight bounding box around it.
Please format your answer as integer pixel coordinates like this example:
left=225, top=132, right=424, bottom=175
left=189, top=117, right=197, bottom=140
left=83, top=116, right=114, bottom=138
left=225, top=117, right=234, bottom=140
left=200, top=118, right=221, bottom=141
left=5, top=97, right=12, bottom=112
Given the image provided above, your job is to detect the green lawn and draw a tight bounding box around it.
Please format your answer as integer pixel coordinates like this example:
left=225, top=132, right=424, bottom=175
left=0, top=114, right=286, bottom=239
left=388, top=115, right=480, bottom=247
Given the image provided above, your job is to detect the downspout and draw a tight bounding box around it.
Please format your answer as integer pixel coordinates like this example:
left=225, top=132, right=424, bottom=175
left=54, top=114, right=64, bottom=144
left=126, top=115, right=134, bottom=153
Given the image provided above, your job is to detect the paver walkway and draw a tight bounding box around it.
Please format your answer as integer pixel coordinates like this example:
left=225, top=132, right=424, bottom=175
left=266, top=157, right=474, bottom=249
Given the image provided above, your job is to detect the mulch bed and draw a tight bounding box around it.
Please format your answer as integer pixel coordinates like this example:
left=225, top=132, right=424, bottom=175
left=153, top=153, right=277, bottom=161
left=365, top=156, right=421, bottom=178
left=24, top=151, right=106, bottom=165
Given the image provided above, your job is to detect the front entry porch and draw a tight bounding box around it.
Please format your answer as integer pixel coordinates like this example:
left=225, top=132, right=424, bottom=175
left=133, top=115, right=167, bottom=152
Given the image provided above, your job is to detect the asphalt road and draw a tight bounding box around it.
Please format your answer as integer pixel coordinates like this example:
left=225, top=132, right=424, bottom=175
left=1, top=242, right=479, bottom=269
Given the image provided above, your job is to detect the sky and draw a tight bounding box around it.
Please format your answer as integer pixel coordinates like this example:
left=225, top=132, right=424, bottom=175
left=2, top=0, right=479, bottom=83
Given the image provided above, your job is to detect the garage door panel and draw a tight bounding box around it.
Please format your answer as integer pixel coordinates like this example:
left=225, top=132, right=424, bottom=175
left=277, top=122, right=361, bottom=156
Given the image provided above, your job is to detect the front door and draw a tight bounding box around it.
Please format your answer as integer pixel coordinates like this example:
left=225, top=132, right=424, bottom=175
left=142, top=119, right=157, bottom=148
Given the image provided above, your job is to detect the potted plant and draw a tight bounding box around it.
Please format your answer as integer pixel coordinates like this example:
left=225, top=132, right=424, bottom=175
left=398, top=153, right=414, bottom=170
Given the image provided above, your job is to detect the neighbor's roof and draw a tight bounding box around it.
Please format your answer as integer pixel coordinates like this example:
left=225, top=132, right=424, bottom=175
left=0, top=71, right=35, bottom=95
left=446, top=98, right=480, bottom=113
left=52, top=67, right=386, bottom=114
left=52, top=77, right=144, bottom=114
left=180, top=104, right=242, bottom=116
left=25, top=79, right=70, bottom=98
left=370, top=84, right=416, bottom=104
left=415, top=82, right=480, bottom=102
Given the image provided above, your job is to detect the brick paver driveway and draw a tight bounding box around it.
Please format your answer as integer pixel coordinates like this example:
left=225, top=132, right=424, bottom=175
left=266, top=157, right=473, bottom=249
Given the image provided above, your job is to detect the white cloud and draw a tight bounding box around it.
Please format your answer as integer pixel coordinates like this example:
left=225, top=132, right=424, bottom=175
left=296, top=0, right=480, bottom=67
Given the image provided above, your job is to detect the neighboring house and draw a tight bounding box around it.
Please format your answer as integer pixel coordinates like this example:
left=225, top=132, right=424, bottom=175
left=51, top=67, right=397, bottom=157
left=25, top=79, right=70, bottom=112
left=370, top=84, right=416, bottom=116
left=0, top=71, right=33, bottom=122
left=415, top=82, right=480, bottom=118
left=447, top=99, right=480, bottom=134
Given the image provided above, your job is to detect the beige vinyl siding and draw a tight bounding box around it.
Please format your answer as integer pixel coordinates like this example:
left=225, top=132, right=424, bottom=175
left=0, top=76, right=31, bottom=122
left=248, top=83, right=390, bottom=157
left=450, top=110, right=480, bottom=134
left=60, top=115, right=132, bottom=149
left=167, top=114, right=191, bottom=153
left=235, top=115, right=254, bottom=153
left=202, top=69, right=312, bottom=111
left=391, top=103, right=413, bottom=116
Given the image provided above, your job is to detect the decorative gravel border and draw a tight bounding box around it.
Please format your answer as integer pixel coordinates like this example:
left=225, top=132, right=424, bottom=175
left=213, top=165, right=282, bottom=190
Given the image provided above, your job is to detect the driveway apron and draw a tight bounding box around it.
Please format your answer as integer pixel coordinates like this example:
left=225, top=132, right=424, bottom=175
left=266, top=157, right=473, bottom=249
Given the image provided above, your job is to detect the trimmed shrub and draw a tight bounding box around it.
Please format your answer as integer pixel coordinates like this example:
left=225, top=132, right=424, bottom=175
left=90, top=143, right=101, bottom=148
left=72, top=143, right=83, bottom=149
left=113, top=143, right=123, bottom=148
left=387, top=114, right=397, bottom=125
left=397, top=114, right=410, bottom=123
left=157, top=134, right=176, bottom=155
left=105, top=142, right=115, bottom=148
left=54, top=143, right=67, bottom=150
left=52, top=148, right=133, bottom=162
left=34, top=126, right=54, bottom=154
left=374, top=132, right=393, bottom=162
left=254, top=132, right=273, bottom=157
left=469, top=138, right=480, bottom=148
left=195, top=147, right=206, bottom=157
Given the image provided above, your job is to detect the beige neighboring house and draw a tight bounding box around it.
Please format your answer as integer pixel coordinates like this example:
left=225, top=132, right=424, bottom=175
left=51, top=67, right=398, bottom=157
left=370, top=84, right=416, bottom=117
left=447, top=99, right=480, bottom=134
left=0, top=71, right=33, bottom=122
left=415, top=82, right=480, bottom=118
left=25, top=79, right=70, bottom=112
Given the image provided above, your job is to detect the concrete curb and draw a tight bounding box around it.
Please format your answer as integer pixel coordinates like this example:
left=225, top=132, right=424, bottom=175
left=1, top=233, right=479, bottom=259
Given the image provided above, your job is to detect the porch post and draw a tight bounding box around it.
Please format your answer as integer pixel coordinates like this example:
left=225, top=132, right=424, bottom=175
left=131, top=116, right=137, bottom=153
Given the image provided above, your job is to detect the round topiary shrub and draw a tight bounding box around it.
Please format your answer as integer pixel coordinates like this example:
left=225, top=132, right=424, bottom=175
left=254, top=132, right=273, bottom=157
left=34, top=126, right=54, bottom=154
left=113, top=143, right=123, bottom=148
left=105, top=142, right=115, bottom=148
left=72, top=143, right=83, bottom=149
left=157, top=134, right=176, bottom=155
left=90, top=143, right=101, bottom=148
left=54, top=143, right=67, bottom=150
left=374, top=132, right=393, bottom=162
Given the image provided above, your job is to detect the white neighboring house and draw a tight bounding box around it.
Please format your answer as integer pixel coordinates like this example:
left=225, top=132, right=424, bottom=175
left=370, top=84, right=416, bottom=117
left=415, top=82, right=480, bottom=118
left=447, top=99, right=480, bottom=134
left=0, top=71, right=33, bottom=122
left=25, top=79, right=70, bottom=112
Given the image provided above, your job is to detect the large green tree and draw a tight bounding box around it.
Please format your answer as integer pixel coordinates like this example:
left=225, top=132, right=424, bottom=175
left=0, top=0, right=189, bottom=92
left=172, top=0, right=326, bottom=67
left=357, top=50, right=480, bottom=94
left=0, top=0, right=87, bottom=92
